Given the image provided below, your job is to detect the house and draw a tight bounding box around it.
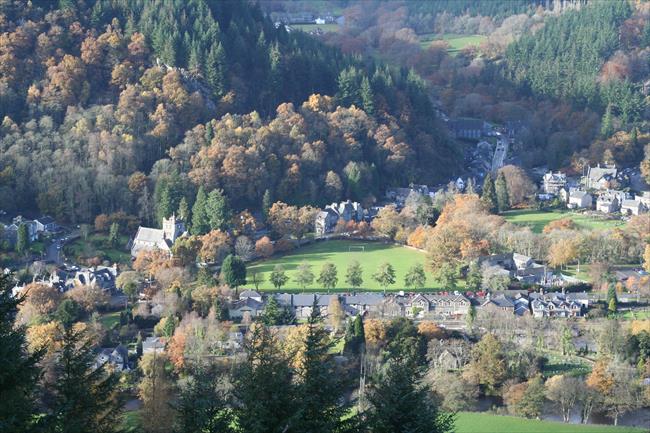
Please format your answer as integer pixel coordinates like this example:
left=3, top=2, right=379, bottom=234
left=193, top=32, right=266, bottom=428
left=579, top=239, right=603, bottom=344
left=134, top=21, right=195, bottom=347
left=621, top=199, right=644, bottom=216
left=479, top=253, right=551, bottom=285
left=448, top=117, right=491, bottom=140
left=513, top=295, right=530, bottom=316
left=596, top=190, right=627, bottom=213
left=275, top=293, right=334, bottom=319
left=131, top=215, right=186, bottom=257
left=314, top=200, right=364, bottom=235
left=229, top=297, right=265, bottom=319
left=530, top=295, right=583, bottom=318
left=344, top=293, right=384, bottom=315
left=315, top=208, right=339, bottom=236
left=49, top=265, right=118, bottom=292
left=10, top=216, right=38, bottom=242
left=96, top=344, right=129, bottom=371
left=568, top=190, right=592, bottom=209
left=142, top=336, right=165, bottom=354
left=480, top=294, right=515, bottom=314
left=239, top=290, right=263, bottom=302
left=584, top=164, right=617, bottom=190
left=34, top=216, right=56, bottom=233
left=428, top=294, right=471, bottom=317
left=543, top=171, right=567, bottom=195
left=636, top=191, right=650, bottom=208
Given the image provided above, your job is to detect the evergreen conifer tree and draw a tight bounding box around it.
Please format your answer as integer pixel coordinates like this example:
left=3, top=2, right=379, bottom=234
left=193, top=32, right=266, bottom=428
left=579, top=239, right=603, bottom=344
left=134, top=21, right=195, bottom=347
left=0, top=274, right=42, bottom=432
left=495, top=171, right=510, bottom=212
left=481, top=173, right=498, bottom=213
left=191, top=186, right=210, bottom=235
left=232, top=324, right=296, bottom=433
left=45, top=325, right=123, bottom=433
left=292, top=299, right=353, bottom=433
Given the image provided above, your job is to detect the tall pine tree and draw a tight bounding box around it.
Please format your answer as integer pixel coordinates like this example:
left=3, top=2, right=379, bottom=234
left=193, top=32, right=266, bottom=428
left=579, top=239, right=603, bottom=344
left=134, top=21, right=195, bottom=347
left=481, top=173, right=498, bottom=214
left=205, top=189, right=231, bottom=231
left=0, top=274, right=42, bottom=433
left=495, top=171, right=510, bottom=213
left=191, top=186, right=210, bottom=235
left=232, top=324, right=297, bottom=433
left=365, top=329, right=454, bottom=433
left=292, top=299, right=353, bottom=433
left=45, top=325, right=123, bottom=433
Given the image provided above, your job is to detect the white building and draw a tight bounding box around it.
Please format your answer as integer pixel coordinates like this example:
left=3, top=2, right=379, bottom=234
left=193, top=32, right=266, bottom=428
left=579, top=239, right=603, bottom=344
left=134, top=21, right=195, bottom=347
left=131, top=215, right=186, bottom=257
left=542, top=171, right=567, bottom=195
left=568, top=190, right=592, bottom=209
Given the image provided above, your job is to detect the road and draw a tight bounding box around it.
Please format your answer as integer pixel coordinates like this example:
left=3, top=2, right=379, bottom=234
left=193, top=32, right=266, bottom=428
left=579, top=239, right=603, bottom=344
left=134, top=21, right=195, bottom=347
left=491, top=136, right=509, bottom=173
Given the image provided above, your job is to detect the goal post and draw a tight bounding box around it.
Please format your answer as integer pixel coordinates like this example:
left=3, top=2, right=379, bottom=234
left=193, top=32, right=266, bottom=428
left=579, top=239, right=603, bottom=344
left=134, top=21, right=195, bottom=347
left=348, top=245, right=365, bottom=252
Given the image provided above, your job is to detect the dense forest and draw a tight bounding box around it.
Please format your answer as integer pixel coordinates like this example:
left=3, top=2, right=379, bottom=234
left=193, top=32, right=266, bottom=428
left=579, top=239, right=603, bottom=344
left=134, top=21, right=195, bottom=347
left=506, top=0, right=645, bottom=121
left=318, top=0, right=649, bottom=170
left=0, top=0, right=456, bottom=223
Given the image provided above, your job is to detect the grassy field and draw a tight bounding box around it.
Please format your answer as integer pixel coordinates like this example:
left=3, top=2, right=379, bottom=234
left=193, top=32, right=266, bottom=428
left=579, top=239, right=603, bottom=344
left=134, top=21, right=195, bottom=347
left=455, top=412, right=645, bottom=433
left=502, top=209, right=625, bottom=234
left=64, top=233, right=131, bottom=264
left=99, top=311, right=121, bottom=330
left=420, top=33, right=486, bottom=54
left=542, top=353, right=592, bottom=378
left=247, top=240, right=450, bottom=292
left=292, top=23, right=339, bottom=33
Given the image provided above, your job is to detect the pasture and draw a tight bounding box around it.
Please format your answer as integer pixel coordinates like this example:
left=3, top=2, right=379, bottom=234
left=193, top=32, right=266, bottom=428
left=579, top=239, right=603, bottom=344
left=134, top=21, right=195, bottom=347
left=419, top=33, right=487, bottom=54
left=502, top=209, right=625, bottom=234
left=246, top=240, right=447, bottom=292
left=455, top=412, right=645, bottom=433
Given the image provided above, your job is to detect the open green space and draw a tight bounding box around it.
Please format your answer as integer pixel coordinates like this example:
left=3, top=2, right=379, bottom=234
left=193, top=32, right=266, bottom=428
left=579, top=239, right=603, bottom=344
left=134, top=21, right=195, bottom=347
left=419, top=33, right=486, bottom=54
left=99, top=311, right=121, bottom=330
left=455, top=412, right=645, bottom=433
left=542, top=353, right=592, bottom=378
left=502, top=209, right=625, bottom=234
left=247, top=240, right=450, bottom=292
left=292, top=23, right=339, bottom=33
left=121, top=410, right=141, bottom=433
left=64, top=233, right=131, bottom=264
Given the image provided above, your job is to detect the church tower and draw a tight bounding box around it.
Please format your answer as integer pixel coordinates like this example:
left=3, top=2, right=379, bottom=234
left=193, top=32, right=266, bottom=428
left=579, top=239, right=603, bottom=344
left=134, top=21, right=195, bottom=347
left=162, top=214, right=185, bottom=241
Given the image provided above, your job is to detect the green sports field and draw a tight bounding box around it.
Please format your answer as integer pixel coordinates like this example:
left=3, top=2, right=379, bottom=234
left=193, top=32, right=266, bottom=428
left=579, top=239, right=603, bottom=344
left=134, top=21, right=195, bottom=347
left=455, top=412, right=645, bottom=433
left=502, top=209, right=625, bottom=234
left=247, top=240, right=445, bottom=292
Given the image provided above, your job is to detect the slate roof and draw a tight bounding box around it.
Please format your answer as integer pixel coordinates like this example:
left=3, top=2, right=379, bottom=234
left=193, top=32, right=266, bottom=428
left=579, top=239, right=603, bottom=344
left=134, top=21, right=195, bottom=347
left=132, top=227, right=172, bottom=252
left=239, top=290, right=262, bottom=299
left=345, top=293, right=384, bottom=306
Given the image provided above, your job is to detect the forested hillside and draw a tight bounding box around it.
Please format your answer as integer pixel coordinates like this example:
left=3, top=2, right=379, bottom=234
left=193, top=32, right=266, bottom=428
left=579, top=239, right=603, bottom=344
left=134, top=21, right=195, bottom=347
left=506, top=1, right=645, bottom=122
left=0, top=0, right=457, bottom=223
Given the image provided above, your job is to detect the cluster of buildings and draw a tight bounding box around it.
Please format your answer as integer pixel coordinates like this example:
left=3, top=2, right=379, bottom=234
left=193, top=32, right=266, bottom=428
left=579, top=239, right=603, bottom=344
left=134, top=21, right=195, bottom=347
left=314, top=200, right=366, bottom=236
left=227, top=288, right=590, bottom=321
left=12, top=264, right=119, bottom=296
left=479, top=252, right=552, bottom=286
left=270, top=11, right=338, bottom=25
left=1, top=215, right=57, bottom=246
left=542, top=164, right=649, bottom=215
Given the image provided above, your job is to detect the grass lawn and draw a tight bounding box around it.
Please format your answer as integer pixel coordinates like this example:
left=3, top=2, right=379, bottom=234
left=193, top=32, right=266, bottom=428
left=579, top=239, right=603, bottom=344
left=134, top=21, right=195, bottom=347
left=419, top=33, right=486, bottom=54
left=30, top=241, right=45, bottom=255
left=455, top=412, right=645, bottom=433
left=542, top=353, right=592, bottom=377
left=64, top=233, right=131, bottom=264
left=502, top=209, right=625, bottom=234
left=247, top=240, right=451, bottom=292
left=614, top=310, right=650, bottom=320
left=99, top=311, right=121, bottom=329
left=292, top=23, right=339, bottom=33
left=121, top=410, right=141, bottom=433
